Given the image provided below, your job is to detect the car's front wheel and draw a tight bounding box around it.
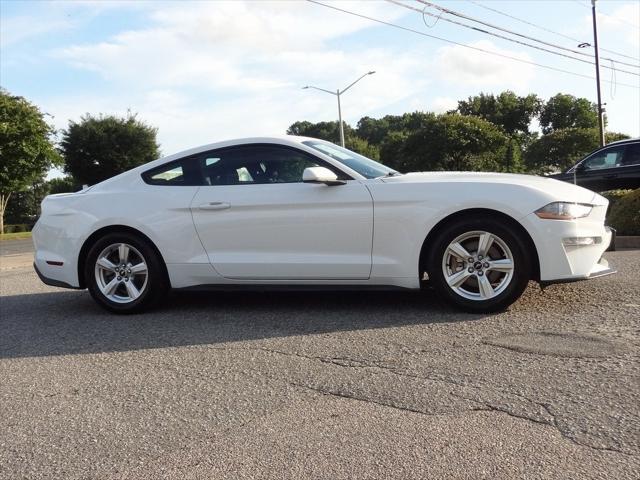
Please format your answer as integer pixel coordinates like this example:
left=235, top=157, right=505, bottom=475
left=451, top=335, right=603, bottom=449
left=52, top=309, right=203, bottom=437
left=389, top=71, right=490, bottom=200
left=426, top=217, right=531, bottom=313
left=85, top=232, right=168, bottom=313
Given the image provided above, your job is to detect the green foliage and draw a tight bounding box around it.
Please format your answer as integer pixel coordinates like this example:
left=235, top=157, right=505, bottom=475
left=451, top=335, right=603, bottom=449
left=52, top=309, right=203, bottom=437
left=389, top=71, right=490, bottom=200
left=287, top=120, right=354, bottom=144
left=48, top=176, right=77, bottom=194
left=399, top=114, right=511, bottom=172
left=61, top=113, right=160, bottom=186
left=539, top=94, right=599, bottom=134
left=345, top=136, right=380, bottom=160
left=0, top=89, right=60, bottom=232
left=606, top=189, right=640, bottom=236
left=357, top=112, right=435, bottom=145
left=455, top=91, right=542, bottom=134
left=524, top=128, right=630, bottom=174
left=3, top=224, right=32, bottom=233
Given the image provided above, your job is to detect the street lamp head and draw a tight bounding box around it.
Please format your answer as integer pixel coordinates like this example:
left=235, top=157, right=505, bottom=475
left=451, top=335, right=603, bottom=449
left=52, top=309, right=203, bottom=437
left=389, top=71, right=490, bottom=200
left=367, top=71, right=376, bottom=75
left=302, top=86, right=309, bottom=89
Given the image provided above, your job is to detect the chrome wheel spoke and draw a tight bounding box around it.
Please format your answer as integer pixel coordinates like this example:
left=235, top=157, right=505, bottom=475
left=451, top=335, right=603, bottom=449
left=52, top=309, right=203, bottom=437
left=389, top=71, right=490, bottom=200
left=477, top=232, right=494, bottom=258
left=487, top=258, right=514, bottom=273
left=101, top=277, right=120, bottom=296
left=477, top=274, right=495, bottom=299
left=118, top=244, right=130, bottom=264
left=448, top=242, right=472, bottom=260
left=447, top=269, right=473, bottom=288
left=95, top=242, right=148, bottom=304
left=96, top=257, right=116, bottom=272
left=442, top=230, right=514, bottom=302
left=130, top=262, right=147, bottom=275
left=124, top=280, right=141, bottom=300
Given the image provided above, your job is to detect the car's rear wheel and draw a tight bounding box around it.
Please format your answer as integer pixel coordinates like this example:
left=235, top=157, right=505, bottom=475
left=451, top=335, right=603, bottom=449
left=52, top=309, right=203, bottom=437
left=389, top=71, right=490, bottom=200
left=426, top=217, right=531, bottom=313
left=85, top=232, right=168, bottom=313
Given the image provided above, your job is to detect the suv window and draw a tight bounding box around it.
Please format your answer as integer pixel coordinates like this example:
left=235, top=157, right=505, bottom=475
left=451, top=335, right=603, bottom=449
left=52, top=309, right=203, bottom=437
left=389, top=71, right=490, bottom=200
left=199, top=145, right=350, bottom=186
left=581, top=145, right=625, bottom=171
left=621, top=142, right=640, bottom=166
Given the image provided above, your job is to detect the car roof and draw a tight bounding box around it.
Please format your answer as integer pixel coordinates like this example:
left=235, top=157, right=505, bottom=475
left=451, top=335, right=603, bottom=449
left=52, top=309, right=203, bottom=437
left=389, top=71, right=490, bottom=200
left=157, top=135, right=318, bottom=164
left=605, top=137, right=639, bottom=146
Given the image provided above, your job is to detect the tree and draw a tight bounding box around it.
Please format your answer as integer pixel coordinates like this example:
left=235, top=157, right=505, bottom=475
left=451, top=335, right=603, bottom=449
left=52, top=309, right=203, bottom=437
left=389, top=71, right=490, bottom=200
left=0, top=89, right=60, bottom=233
left=524, top=128, right=629, bottom=173
left=398, top=114, right=511, bottom=172
left=60, top=113, right=160, bottom=186
left=287, top=120, right=354, bottom=144
left=455, top=91, right=542, bottom=134
left=538, top=93, right=599, bottom=134
left=48, top=176, right=78, bottom=194
left=357, top=112, right=435, bottom=145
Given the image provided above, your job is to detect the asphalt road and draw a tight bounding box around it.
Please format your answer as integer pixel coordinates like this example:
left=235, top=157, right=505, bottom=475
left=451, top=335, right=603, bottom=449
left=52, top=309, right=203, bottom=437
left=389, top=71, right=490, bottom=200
left=1, top=240, right=639, bottom=479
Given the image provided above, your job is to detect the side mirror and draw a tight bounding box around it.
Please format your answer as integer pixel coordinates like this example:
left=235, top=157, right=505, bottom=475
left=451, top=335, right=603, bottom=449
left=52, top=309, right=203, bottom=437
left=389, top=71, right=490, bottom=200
left=302, top=167, right=346, bottom=186
left=574, top=162, right=586, bottom=172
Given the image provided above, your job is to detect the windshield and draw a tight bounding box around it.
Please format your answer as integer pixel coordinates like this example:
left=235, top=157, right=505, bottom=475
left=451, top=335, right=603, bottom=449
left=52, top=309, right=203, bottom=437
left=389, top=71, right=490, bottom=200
left=302, top=140, right=400, bottom=179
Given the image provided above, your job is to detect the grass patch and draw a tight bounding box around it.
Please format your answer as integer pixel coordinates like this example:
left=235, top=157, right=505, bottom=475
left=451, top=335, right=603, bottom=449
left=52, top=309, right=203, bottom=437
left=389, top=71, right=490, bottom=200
left=0, top=231, right=32, bottom=241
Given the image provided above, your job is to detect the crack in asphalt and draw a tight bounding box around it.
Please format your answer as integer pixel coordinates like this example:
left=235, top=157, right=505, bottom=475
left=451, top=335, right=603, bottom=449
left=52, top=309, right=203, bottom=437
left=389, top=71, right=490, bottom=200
left=236, top=345, right=635, bottom=457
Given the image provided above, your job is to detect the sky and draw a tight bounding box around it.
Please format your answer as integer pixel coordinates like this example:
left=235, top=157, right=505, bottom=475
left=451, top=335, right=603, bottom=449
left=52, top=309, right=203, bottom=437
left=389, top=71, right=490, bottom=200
left=1, top=0, right=639, bottom=176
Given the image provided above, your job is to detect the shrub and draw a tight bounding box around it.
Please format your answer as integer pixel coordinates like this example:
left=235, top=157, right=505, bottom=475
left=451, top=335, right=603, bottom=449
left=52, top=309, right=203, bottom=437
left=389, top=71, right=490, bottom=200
left=607, top=189, right=640, bottom=236
left=3, top=224, right=30, bottom=233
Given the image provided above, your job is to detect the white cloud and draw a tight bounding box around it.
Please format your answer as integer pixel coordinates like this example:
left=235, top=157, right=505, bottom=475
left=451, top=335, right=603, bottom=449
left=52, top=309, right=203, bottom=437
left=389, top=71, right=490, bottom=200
left=432, top=40, right=535, bottom=90
left=594, top=3, right=640, bottom=46
left=44, top=0, right=434, bottom=154
left=430, top=97, right=458, bottom=113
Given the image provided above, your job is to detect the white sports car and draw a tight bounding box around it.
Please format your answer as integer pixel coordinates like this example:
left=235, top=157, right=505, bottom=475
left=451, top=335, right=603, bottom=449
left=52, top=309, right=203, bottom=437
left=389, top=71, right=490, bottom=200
left=33, top=136, right=614, bottom=314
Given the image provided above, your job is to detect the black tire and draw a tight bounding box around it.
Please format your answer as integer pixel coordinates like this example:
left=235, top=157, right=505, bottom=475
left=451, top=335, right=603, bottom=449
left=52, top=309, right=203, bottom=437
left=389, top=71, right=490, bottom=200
left=85, top=232, right=168, bottom=314
left=426, top=216, right=531, bottom=313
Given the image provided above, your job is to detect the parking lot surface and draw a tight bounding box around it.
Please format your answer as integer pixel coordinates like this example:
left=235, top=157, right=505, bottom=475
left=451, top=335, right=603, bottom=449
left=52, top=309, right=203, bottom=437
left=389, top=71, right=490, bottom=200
left=1, top=241, right=639, bottom=479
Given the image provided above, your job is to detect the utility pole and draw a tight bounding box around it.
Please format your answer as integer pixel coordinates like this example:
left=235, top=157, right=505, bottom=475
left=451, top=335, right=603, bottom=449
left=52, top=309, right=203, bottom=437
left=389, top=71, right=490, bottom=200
left=303, top=71, right=376, bottom=148
left=591, top=0, right=605, bottom=147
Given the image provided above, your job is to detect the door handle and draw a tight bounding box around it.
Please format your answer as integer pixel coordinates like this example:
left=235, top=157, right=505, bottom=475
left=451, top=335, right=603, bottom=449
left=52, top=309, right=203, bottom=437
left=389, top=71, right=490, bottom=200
left=603, top=174, right=618, bottom=179
left=198, top=202, right=231, bottom=211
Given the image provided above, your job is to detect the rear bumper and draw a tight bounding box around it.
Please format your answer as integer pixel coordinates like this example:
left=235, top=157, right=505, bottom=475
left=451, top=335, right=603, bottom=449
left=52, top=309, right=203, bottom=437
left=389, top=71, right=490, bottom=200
left=33, top=262, right=81, bottom=289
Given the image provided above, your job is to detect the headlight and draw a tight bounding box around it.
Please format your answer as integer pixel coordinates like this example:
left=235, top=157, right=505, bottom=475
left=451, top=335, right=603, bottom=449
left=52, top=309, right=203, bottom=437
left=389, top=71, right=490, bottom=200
left=535, top=202, right=593, bottom=220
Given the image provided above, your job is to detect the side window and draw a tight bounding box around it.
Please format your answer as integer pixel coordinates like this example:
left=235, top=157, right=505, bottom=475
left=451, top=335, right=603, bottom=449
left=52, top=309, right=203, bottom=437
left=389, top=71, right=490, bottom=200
left=142, top=157, right=201, bottom=186
left=621, top=143, right=640, bottom=166
left=199, top=145, right=350, bottom=186
left=581, top=146, right=625, bottom=171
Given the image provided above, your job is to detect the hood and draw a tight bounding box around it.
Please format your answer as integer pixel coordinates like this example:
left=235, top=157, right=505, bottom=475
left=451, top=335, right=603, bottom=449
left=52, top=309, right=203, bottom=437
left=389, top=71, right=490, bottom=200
left=382, top=171, right=605, bottom=205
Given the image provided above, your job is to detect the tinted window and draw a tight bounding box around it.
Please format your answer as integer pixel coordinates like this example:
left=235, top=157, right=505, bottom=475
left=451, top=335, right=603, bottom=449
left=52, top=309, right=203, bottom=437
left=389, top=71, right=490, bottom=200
left=621, top=143, right=640, bottom=166
left=142, top=157, right=201, bottom=186
left=582, top=146, right=625, bottom=171
left=199, top=145, right=350, bottom=186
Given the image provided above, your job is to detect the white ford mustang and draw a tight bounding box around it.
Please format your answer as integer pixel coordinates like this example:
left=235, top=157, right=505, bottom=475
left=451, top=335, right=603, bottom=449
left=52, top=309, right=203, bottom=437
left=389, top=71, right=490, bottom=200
left=33, top=136, right=614, bottom=313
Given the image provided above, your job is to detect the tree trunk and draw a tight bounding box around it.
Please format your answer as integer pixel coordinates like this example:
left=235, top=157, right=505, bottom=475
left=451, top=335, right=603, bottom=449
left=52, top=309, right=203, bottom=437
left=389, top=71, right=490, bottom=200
left=0, top=193, right=11, bottom=235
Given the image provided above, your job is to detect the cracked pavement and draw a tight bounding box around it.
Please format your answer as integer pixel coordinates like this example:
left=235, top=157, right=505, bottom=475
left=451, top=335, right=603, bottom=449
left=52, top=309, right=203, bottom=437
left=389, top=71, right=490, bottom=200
left=1, top=242, right=639, bottom=479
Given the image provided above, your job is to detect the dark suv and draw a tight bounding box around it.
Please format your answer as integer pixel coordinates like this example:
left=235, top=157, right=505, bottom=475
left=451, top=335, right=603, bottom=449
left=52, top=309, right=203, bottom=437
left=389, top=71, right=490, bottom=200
left=551, top=138, right=640, bottom=192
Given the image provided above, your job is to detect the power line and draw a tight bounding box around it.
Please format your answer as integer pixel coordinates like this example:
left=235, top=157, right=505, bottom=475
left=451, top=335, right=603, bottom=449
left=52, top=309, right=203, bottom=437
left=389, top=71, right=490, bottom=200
left=468, top=0, right=640, bottom=62
left=305, top=0, right=640, bottom=89
left=409, top=0, right=639, bottom=73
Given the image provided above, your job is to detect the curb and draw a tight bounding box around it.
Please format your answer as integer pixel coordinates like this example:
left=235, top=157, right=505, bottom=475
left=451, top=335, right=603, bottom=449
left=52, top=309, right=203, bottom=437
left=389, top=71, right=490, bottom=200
left=616, top=236, right=640, bottom=250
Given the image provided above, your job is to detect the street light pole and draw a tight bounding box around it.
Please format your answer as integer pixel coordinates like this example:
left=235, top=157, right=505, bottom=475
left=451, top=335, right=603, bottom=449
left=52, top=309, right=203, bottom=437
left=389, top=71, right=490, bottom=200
left=303, top=71, right=376, bottom=147
left=591, top=0, right=605, bottom=147
left=336, top=89, right=344, bottom=148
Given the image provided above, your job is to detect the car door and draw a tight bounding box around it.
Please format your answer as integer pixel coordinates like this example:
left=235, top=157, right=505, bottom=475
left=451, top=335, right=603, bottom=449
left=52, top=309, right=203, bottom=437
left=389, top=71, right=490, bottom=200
left=190, top=144, right=373, bottom=280
left=573, top=144, right=626, bottom=191
left=617, top=142, right=640, bottom=190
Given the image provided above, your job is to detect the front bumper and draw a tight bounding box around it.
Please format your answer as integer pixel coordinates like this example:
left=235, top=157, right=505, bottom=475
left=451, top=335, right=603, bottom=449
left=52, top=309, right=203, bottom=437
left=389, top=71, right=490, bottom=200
left=540, top=256, right=616, bottom=287
left=520, top=208, right=616, bottom=283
